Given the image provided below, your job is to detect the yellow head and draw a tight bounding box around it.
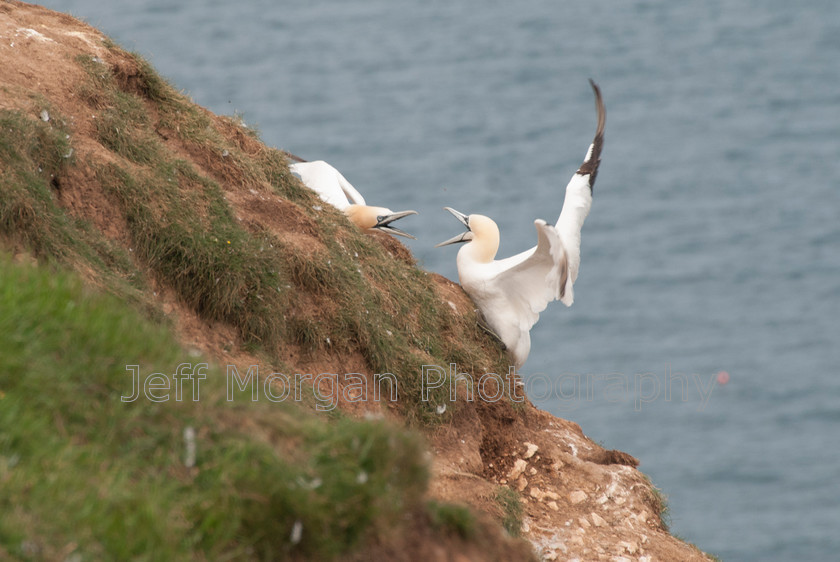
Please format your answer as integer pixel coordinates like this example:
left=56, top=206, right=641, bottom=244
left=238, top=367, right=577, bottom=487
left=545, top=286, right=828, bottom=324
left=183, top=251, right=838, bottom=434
left=345, top=205, right=418, bottom=238
left=435, top=208, right=500, bottom=263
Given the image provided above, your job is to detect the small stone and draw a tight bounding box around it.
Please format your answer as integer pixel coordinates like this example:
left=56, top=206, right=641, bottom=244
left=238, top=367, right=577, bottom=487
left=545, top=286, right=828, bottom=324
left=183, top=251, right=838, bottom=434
left=548, top=501, right=559, bottom=511
left=543, top=490, right=560, bottom=501
left=578, top=517, right=590, bottom=528
left=516, top=475, right=528, bottom=491
left=619, top=541, right=638, bottom=554
left=40, top=109, right=49, bottom=122
left=523, top=442, right=539, bottom=458
left=569, top=490, right=587, bottom=504
left=508, top=458, right=528, bottom=480
left=529, top=487, right=544, bottom=500
left=528, top=467, right=537, bottom=475
left=590, top=512, right=607, bottom=527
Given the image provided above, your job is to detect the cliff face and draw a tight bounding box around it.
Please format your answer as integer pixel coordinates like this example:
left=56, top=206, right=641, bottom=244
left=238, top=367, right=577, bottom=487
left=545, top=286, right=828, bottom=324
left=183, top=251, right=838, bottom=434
left=0, top=2, right=711, bottom=560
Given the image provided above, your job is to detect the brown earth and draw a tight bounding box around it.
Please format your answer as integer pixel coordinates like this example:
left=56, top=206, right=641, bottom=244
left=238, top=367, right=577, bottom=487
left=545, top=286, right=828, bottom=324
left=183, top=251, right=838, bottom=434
left=0, top=2, right=713, bottom=560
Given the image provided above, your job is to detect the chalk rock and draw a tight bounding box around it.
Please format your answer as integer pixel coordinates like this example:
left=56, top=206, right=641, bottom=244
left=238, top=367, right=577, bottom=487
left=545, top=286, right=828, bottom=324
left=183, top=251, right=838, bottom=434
left=523, top=442, right=539, bottom=458
left=508, top=458, right=528, bottom=480
left=569, top=490, right=587, bottom=504
left=590, top=512, right=607, bottom=527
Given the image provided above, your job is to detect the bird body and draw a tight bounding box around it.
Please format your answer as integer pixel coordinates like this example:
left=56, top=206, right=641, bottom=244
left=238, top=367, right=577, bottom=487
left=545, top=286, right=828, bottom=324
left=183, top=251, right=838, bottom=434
left=437, top=80, right=605, bottom=367
left=454, top=215, right=569, bottom=366
left=288, top=159, right=417, bottom=238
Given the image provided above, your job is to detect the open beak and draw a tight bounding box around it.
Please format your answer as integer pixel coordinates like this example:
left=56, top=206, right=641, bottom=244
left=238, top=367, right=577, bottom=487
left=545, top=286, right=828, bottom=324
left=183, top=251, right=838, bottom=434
left=373, top=210, right=418, bottom=239
left=435, top=207, right=474, bottom=247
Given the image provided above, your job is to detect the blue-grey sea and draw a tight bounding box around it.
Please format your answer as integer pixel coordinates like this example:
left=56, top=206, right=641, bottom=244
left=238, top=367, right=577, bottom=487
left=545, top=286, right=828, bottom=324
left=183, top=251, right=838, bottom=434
left=36, top=1, right=840, bottom=559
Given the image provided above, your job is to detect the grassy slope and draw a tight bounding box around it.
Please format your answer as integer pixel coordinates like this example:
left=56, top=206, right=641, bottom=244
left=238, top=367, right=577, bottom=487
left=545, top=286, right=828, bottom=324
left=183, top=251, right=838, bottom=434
left=0, top=30, right=530, bottom=561
left=0, top=259, right=431, bottom=560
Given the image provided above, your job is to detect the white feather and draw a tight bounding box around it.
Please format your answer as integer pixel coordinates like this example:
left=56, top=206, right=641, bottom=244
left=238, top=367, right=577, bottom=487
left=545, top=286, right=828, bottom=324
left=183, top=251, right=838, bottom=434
left=456, top=219, right=568, bottom=368
left=289, top=160, right=366, bottom=210
left=555, top=170, right=593, bottom=306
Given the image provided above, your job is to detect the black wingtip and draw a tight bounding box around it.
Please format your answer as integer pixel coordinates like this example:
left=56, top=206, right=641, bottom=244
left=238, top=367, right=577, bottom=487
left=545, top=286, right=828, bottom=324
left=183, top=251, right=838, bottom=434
left=577, top=79, right=606, bottom=191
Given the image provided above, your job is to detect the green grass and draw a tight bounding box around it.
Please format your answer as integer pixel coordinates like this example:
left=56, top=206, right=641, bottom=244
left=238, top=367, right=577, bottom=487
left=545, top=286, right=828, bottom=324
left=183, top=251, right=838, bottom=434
left=427, top=501, right=477, bottom=539
left=96, top=160, right=293, bottom=347
left=0, top=258, right=432, bottom=560
left=642, top=475, right=671, bottom=532
left=494, top=486, right=524, bottom=537
left=0, top=109, right=150, bottom=308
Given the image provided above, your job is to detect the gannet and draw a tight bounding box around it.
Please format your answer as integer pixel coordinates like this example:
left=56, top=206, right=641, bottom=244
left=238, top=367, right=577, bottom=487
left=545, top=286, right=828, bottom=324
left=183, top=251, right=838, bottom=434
left=436, top=79, right=605, bottom=368
left=286, top=154, right=418, bottom=239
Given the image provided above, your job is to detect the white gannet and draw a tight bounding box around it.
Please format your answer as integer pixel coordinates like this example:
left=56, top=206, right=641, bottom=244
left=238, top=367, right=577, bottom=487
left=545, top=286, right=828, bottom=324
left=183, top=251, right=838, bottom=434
left=436, top=79, right=605, bottom=368
left=286, top=155, right=418, bottom=239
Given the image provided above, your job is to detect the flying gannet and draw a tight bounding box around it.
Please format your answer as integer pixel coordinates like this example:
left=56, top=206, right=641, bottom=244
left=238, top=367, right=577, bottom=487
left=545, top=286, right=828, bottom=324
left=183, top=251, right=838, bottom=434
left=436, top=79, right=605, bottom=368
left=286, top=154, right=418, bottom=239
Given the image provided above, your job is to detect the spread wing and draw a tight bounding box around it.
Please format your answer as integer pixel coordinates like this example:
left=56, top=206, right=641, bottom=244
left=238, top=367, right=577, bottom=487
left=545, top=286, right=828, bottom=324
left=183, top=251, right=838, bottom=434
left=555, top=79, right=605, bottom=305
left=493, top=220, right=568, bottom=332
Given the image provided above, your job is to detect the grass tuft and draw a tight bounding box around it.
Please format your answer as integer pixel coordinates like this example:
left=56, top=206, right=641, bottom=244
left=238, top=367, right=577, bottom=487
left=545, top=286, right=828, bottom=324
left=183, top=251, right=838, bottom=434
left=427, top=501, right=477, bottom=539
left=643, top=475, right=671, bottom=532
left=494, top=486, right=524, bottom=537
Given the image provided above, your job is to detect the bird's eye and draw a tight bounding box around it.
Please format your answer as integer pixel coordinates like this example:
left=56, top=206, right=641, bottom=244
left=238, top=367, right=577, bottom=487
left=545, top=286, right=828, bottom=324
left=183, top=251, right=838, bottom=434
left=377, top=216, right=385, bottom=222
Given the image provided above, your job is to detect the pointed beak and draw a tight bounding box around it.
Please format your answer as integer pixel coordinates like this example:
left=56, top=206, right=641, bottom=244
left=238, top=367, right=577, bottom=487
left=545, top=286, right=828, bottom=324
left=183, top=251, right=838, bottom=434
left=373, top=210, right=418, bottom=239
left=435, top=231, right=474, bottom=247
left=435, top=207, right=474, bottom=247
left=444, top=207, right=469, bottom=227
